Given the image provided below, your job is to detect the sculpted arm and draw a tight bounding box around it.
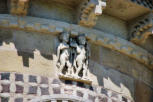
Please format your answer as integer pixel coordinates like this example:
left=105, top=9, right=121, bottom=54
left=57, top=44, right=61, bottom=62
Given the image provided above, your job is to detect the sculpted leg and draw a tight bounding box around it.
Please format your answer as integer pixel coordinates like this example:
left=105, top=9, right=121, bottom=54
left=59, top=58, right=66, bottom=75
left=83, top=65, right=88, bottom=79
left=66, top=61, right=72, bottom=76
left=75, top=63, right=82, bottom=78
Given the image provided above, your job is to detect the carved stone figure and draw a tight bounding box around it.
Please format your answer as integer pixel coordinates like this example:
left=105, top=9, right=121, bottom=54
left=57, top=33, right=90, bottom=80
left=56, top=32, right=72, bottom=76
left=73, top=34, right=89, bottom=79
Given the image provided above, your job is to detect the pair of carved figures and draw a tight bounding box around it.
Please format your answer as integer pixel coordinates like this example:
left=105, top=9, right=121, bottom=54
left=57, top=32, right=90, bottom=79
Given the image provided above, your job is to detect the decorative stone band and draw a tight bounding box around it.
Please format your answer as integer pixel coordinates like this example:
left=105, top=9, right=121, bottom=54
left=130, top=13, right=153, bottom=44
left=0, top=72, right=133, bottom=102
left=0, top=14, right=152, bottom=70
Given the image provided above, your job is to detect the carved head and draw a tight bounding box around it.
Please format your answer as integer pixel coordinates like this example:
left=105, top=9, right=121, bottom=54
left=77, top=34, right=86, bottom=45
left=59, top=32, right=69, bottom=43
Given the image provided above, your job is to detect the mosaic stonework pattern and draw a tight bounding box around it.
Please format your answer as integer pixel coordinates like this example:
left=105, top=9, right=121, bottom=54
left=0, top=72, right=133, bottom=102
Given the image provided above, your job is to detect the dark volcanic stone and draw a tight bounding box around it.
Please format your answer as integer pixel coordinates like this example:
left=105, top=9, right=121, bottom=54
left=1, top=97, right=9, bottom=102
left=16, top=85, right=24, bottom=93
left=1, top=73, right=10, bottom=80
left=40, top=87, right=49, bottom=95
left=28, top=86, right=37, bottom=94
left=1, top=84, right=10, bottom=93
left=15, top=98, right=23, bottom=102
left=29, top=75, right=37, bottom=83
left=15, top=74, right=23, bottom=82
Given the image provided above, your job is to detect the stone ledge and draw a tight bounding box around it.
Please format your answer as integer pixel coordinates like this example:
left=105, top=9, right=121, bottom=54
left=0, top=14, right=152, bottom=70
left=59, top=75, right=92, bottom=85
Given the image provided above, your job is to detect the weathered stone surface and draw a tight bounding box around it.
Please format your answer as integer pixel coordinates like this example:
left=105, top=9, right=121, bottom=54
left=29, top=75, right=37, bottom=83
left=28, top=86, right=37, bottom=94
left=16, top=85, right=24, bottom=93
left=0, top=1, right=152, bottom=102
left=88, top=94, right=95, bottom=102
left=15, top=73, right=23, bottom=82
left=40, top=76, right=48, bottom=84
left=1, top=97, right=9, bottom=102
left=1, top=84, right=10, bottom=93
left=1, top=73, right=10, bottom=80
left=77, top=91, right=84, bottom=97
left=15, top=98, right=23, bottom=102
left=40, top=87, right=49, bottom=95
left=135, top=80, right=153, bottom=102
left=53, top=87, right=61, bottom=94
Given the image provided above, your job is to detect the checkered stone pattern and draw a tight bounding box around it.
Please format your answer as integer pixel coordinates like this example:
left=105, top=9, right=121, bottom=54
left=130, top=0, right=153, bottom=9
left=0, top=72, right=134, bottom=102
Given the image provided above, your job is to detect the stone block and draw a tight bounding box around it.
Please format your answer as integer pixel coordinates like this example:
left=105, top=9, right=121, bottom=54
left=88, top=94, right=95, bottom=102
left=16, top=85, right=24, bottom=93
left=53, top=87, right=61, bottom=94
left=15, top=98, right=23, bottom=102
left=15, top=74, right=23, bottom=82
left=1, top=97, right=9, bottom=102
left=64, top=88, right=73, bottom=95
left=29, top=75, right=37, bottom=83
left=40, top=76, right=48, bottom=84
left=28, top=86, right=37, bottom=94
left=1, top=73, right=10, bottom=80
left=1, top=84, right=10, bottom=93
left=40, top=87, right=49, bottom=95
left=52, top=79, right=61, bottom=84
left=77, top=91, right=83, bottom=97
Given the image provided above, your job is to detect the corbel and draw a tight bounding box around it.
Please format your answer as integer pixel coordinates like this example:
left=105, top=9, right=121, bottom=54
left=78, top=0, right=106, bottom=27
left=10, top=0, right=30, bottom=16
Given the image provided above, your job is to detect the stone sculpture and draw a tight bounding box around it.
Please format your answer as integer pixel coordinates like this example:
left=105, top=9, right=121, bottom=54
left=56, top=32, right=72, bottom=76
left=57, top=33, right=90, bottom=80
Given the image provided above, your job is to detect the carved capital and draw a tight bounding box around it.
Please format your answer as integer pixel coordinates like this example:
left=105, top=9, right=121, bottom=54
left=78, top=0, right=106, bottom=27
left=10, top=0, right=30, bottom=16
left=130, top=13, right=153, bottom=44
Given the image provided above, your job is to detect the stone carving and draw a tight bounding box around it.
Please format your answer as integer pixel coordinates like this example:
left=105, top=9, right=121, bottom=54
left=57, top=33, right=90, bottom=81
left=10, top=0, right=29, bottom=16
left=56, top=32, right=72, bottom=76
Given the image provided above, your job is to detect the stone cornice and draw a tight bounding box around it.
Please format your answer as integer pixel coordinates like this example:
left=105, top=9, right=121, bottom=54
left=0, top=14, right=152, bottom=70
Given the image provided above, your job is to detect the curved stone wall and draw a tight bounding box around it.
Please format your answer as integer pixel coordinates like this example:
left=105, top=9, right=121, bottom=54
left=0, top=14, right=152, bottom=101
left=0, top=0, right=153, bottom=102
left=0, top=14, right=152, bottom=70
